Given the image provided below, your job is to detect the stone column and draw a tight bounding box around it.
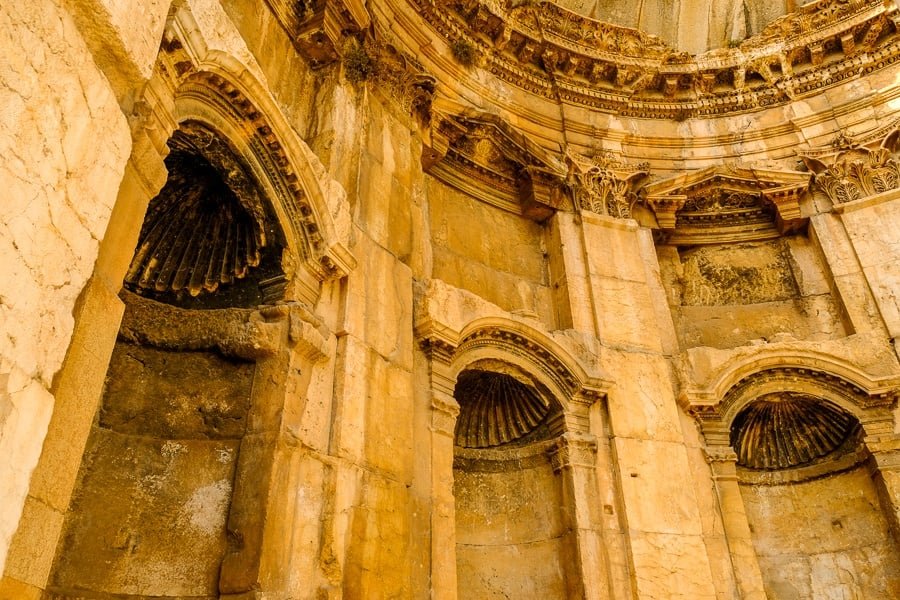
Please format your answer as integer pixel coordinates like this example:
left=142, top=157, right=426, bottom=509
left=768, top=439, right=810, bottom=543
left=702, top=442, right=767, bottom=600
left=548, top=432, right=610, bottom=600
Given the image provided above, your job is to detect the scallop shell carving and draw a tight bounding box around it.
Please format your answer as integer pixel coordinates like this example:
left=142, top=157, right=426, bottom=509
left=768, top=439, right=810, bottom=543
left=730, top=394, right=859, bottom=470
left=125, top=128, right=266, bottom=298
left=454, top=370, right=550, bottom=448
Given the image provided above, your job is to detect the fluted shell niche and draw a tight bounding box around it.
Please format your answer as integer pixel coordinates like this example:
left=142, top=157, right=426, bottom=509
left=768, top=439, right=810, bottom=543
left=730, top=393, right=860, bottom=470
left=124, top=123, right=286, bottom=309
left=453, top=370, right=553, bottom=449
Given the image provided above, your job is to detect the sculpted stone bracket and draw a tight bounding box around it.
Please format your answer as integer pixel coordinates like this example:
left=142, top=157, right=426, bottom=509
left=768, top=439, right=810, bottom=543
left=801, top=125, right=900, bottom=207
left=643, top=166, right=811, bottom=245
left=363, top=28, right=438, bottom=125
left=422, top=112, right=569, bottom=220
left=406, top=0, right=900, bottom=118
left=567, top=151, right=649, bottom=219
left=263, top=0, right=370, bottom=67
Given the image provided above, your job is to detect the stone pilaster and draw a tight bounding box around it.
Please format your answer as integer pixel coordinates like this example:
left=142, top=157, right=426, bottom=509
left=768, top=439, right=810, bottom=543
left=703, top=444, right=767, bottom=600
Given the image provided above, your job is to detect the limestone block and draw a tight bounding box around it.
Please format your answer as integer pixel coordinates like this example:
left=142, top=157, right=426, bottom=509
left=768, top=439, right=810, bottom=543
left=604, top=351, right=684, bottom=442
left=286, top=352, right=338, bottom=453
left=786, top=235, right=833, bottom=297
left=27, top=278, right=124, bottom=514
left=257, top=448, right=334, bottom=596
left=809, top=213, right=862, bottom=278
left=428, top=178, right=548, bottom=283
left=454, top=459, right=564, bottom=545
left=342, top=472, right=412, bottom=599
left=581, top=214, right=647, bottom=284
left=741, top=464, right=900, bottom=599
left=614, top=438, right=704, bottom=535
left=343, top=232, right=414, bottom=369
left=590, top=275, right=663, bottom=351
left=2, top=496, right=64, bottom=588
left=628, top=531, right=718, bottom=600
left=0, top=0, right=130, bottom=387
left=456, top=539, right=570, bottom=600
left=0, top=367, right=54, bottom=573
left=60, top=0, right=170, bottom=102
left=332, top=334, right=414, bottom=480
left=51, top=429, right=239, bottom=596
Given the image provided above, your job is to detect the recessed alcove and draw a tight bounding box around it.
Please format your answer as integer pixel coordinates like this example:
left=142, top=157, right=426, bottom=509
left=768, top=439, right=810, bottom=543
left=46, top=122, right=290, bottom=598
left=452, top=367, right=574, bottom=599
left=731, top=394, right=900, bottom=599
left=124, top=123, right=287, bottom=309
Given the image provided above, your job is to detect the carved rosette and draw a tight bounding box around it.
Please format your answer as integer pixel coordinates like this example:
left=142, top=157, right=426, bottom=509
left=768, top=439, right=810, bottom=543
left=802, top=129, right=900, bottom=205
left=567, top=152, right=649, bottom=219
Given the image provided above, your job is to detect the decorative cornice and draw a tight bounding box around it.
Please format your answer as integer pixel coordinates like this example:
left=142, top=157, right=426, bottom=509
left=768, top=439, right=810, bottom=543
left=643, top=165, right=810, bottom=244
left=407, top=0, right=900, bottom=119
left=423, top=112, right=569, bottom=219
left=263, top=0, right=370, bottom=67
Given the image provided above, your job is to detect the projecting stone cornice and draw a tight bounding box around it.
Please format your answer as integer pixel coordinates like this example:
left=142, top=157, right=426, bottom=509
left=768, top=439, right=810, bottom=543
left=400, top=0, right=900, bottom=119
left=643, top=165, right=811, bottom=244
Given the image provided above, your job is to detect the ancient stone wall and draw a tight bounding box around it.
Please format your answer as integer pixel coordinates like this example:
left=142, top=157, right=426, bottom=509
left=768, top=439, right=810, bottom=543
left=3, top=0, right=900, bottom=598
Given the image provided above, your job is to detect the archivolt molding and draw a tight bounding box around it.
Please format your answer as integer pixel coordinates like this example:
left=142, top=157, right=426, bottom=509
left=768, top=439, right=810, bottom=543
left=682, top=350, right=900, bottom=461
left=147, top=8, right=356, bottom=301
left=417, top=315, right=609, bottom=419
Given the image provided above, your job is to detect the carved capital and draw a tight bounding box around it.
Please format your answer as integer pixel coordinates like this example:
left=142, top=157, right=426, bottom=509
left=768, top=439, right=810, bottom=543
left=431, top=393, right=460, bottom=437
left=548, top=433, right=598, bottom=472
left=567, top=152, right=649, bottom=219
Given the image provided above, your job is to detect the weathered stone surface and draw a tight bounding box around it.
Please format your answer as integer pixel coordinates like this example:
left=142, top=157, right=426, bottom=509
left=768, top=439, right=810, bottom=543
left=5, top=0, right=900, bottom=597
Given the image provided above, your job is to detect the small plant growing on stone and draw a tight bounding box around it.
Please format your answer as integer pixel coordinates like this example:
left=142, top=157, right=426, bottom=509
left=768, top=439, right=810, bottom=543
left=452, top=39, right=476, bottom=67
left=343, top=42, right=373, bottom=83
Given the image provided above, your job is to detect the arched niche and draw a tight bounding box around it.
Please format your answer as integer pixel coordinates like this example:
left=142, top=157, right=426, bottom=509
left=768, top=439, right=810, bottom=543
left=450, top=359, right=572, bottom=598
left=697, top=366, right=900, bottom=600
left=419, top=317, right=611, bottom=599
left=45, top=23, right=351, bottom=597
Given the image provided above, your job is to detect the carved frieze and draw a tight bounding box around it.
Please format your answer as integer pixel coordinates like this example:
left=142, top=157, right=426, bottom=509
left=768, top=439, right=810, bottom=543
left=408, top=0, right=900, bottom=118
left=644, top=166, right=811, bottom=244
left=567, top=151, right=649, bottom=219
left=801, top=127, right=900, bottom=205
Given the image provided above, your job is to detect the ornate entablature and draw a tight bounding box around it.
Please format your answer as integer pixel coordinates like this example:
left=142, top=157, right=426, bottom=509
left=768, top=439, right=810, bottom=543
left=422, top=112, right=569, bottom=220
left=409, top=0, right=900, bottom=118
left=643, top=166, right=811, bottom=245
left=263, top=0, right=370, bottom=67
left=566, top=151, right=649, bottom=219
left=801, top=124, right=900, bottom=206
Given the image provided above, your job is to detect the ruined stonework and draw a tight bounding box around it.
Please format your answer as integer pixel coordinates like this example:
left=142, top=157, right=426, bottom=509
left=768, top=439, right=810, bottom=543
left=3, top=1, right=900, bottom=599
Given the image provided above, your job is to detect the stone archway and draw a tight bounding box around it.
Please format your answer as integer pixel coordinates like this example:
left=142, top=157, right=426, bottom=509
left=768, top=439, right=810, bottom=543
left=688, top=364, right=900, bottom=600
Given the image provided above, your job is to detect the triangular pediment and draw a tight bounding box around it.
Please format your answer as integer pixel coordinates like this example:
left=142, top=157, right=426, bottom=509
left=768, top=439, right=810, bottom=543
left=644, top=166, right=811, bottom=245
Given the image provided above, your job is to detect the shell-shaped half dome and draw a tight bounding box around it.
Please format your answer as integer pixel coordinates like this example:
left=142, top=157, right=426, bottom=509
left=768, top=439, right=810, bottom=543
left=124, top=126, right=268, bottom=299
left=730, top=393, right=860, bottom=470
left=454, top=370, right=550, bottom=448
